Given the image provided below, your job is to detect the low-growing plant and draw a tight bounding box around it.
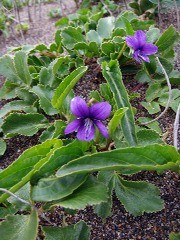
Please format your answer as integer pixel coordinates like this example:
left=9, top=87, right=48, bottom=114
left=16, top=22, right=29, bottom=34
left=0, top=7, right=179, bottom=240
left=0, top=9, right=14, bottom=38
left=129, top=0, right=180, bottom=19
left=48, top=8, right=62, bottom=18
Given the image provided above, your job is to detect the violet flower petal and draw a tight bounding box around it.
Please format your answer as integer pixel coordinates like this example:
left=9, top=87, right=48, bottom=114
left=126, top=36, right=139, bottom=50
left=89, top=102, right=111, bottom=120
left=94, top=120, right=109, bottom=138
left=134, top=30, right=146, bottom=47
left=76, top=119, right=95, bottom=141
left=141, top=43, right=158, bottom=55
left=71, top=96, right=89, bottom=118
left=64, top=119, right=82, bottom=135
left=133, top=51, right=150, bottom=63
left=133, top=51, right=141, bottom=63
left=139, top=54, right=150, bottom=62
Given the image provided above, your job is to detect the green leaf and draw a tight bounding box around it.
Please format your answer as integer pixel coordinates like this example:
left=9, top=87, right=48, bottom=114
left=31, top=140, right=87, bottom=185
left=115, top=176, right=164, bottom=216
left=102, top=60, right=137, bottom=146
left=16, top=88, right=37, bottom=104
left=120, top=16, right=134, bottom=35
left=108, top=107, right=128, bottom=137
left=14, top=51, right=32, bottom=85
left=169, top=70, right=180, bottom=85
left=43, top=221, right=90, bottom=240
left=97, top=16, right=115, bottom=39
left=0, top=139, right=6, bottom=156
left=50, top=176, right=108, bottom=210
left=56, top=144, right=179, bottom=178
left=0, top=203, right=17, bottom=219
left=115, top=16, right=134, bottom=35
left=39, top=125, right=55, bottom=142
left=158, top=89, right=180, bottom=112
left=61, top=27, right=85, bottom=50
left=138, top=117, right=162, bottom=134
left=101, top=41, right=115, bottom=56
left=39, top=67, right=53, bottom=86
left=0, top=139, right=62, bottom=202
left=31, top=174, right=87, bottom=201
left=135, top=69, right=152, bottom=83
left=2, top=113, right=49, bottom=137
left=94, top=171, right=115, bottom=219
left=146, top=27, right=160, bottom=43
left=31, top=85, right=58, bottom=115
left=0, top=80, right=17, bottom=100
left=8, top=183, right=31, bottom=211
left=0, top=100, right=36, bottom=119
left=169, top=232, right=180, bottom=240
left=137, top=129, right=163, bottom=145
left=145, top=82, right=164, bottom=102
left=156, top=25, right=179, bottom=52
left=52, top=66, right=87, bottom=110
left=86, top=30, right=102, bottom=44
left=141, top=101, right=161, bottom=114
left=0, top=209, right=38, bottom=240
left=0, top=55, right=20, bottom=83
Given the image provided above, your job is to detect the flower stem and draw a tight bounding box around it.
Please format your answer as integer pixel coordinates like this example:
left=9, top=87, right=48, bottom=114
left=173, top=104, right=180, bottom=150
left=117, top=42, right=127, bottom=60
left=0, top=188, right=33, bottom=207
left=99, top=0, right=113, bottom=16
left=140, top=57, right=172, bottom=125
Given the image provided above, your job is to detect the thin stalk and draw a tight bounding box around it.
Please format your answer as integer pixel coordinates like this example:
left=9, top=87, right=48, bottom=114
left=13, top=0, right=25, bottom=43
left=34, top=0, right=37, bottom=17
left=157, top=0, right=162, bottom=31
left=27, top=0, right=32, bottom=22
left=123, top=0, right=128, bottom=10
left=141, top=57, right=172, bottom=125
left=173, top=0, right=180, bottom=32
left=173, top=104, right=180, bottom=150
left=100, top=0, right=113, bottom=16
left=59, top=0, right=64, bottom=17
left=40, top=212, right=56, bottom=226
left=39, top=0, right=42, bottom=19
left=117, top=42, right=127, bottom=60
left=0, top=188, right=33, bottom=207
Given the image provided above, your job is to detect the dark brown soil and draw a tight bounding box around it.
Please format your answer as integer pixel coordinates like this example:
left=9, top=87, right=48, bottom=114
left=0, top=1, right=179, bottom=240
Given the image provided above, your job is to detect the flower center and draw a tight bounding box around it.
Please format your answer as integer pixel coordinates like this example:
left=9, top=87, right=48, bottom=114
left=84, top=118, right=93, bottom=138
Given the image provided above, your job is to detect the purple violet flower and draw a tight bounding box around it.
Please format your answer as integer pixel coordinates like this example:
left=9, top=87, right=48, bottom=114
left=64, top=96, right=112, bottom=141
left=126, top=30, right=158, bottom=63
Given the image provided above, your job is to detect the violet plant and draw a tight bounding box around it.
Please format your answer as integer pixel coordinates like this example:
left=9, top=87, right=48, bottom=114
left=0, top=7, right=179, bottom=240
left=125, top=30, right=158, bottom=63
left=65, top=96, right=111, bottom=141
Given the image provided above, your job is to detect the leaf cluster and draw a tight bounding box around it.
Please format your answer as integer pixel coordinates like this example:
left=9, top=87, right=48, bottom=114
left=0, top=6, right=179, bottom=239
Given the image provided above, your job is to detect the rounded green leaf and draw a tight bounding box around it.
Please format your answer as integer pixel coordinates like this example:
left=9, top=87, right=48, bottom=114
left=0, top=139, right=6, bottom=156
left=115, top=176, right=164, bottom=216
left=0, top=209, right=38, bottom=240
left=2, top=113, right=49, bottom=137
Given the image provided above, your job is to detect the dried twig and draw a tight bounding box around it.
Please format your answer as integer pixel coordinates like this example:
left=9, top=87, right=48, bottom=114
left=39, top=0, right=42, bottom=20
left=173, top=104, right=180, bottom=150
left=27, top=0, right=32, bottom=22
left=157, top=0, right=162, bottom=31
left=13, top=0, right=26, bottom=43
left=0, top=188, right=56, bottom=226
left=123, top=0, right=128, bottom=10
left=140, top=57, right=172, bottom=125
left=59, top=0, right=64, bottom=17
left=99, top=0, right=113, bottom=16
left=173, top=0, right=180, bottom=32
left=34, top=0, right=37, bottom=17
